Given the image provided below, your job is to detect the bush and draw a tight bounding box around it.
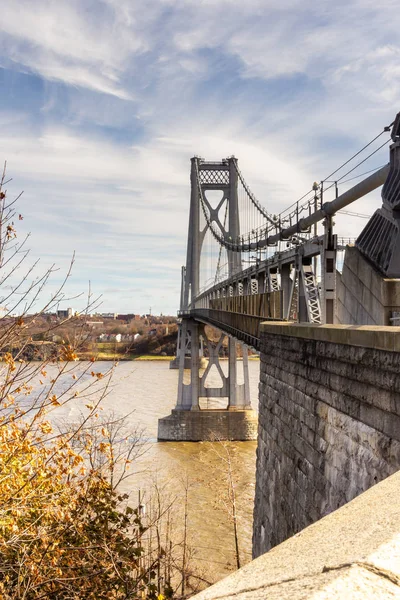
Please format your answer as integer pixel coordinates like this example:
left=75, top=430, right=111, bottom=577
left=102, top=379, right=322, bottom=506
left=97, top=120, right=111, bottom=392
left=0, top=413, right=164, bottom=598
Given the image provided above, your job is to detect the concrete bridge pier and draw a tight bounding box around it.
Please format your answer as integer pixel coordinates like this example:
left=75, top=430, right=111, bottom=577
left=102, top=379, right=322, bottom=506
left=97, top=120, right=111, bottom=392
left=158, top=317, right=258, bottom=441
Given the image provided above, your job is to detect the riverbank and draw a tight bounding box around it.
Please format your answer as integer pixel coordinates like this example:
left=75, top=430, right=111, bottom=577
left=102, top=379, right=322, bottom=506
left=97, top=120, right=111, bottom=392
left=77, top=352, right=173, bottom=361
left=79, top=353, right=260, bottom=362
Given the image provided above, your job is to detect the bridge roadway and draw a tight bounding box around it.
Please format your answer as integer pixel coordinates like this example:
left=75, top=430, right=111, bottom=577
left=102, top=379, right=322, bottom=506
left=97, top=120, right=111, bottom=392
left=179, top=305, right=282, bottom=351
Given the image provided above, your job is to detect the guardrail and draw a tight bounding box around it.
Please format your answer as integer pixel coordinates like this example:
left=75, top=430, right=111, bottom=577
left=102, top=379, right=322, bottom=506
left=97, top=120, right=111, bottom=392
left=209, top=291, right=282, bottom=319
left=193, top=309, right=267, bottom=349
left=179, top=291, right=284, bottom=349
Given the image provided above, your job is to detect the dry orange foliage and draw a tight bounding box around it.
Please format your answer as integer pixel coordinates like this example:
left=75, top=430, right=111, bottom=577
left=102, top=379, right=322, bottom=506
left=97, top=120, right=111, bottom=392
left=0, top=344, right=169, bottom=600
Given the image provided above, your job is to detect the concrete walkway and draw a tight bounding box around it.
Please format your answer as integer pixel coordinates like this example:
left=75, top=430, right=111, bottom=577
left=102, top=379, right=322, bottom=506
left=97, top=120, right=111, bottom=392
left=192, top=471, right=400, bottom=599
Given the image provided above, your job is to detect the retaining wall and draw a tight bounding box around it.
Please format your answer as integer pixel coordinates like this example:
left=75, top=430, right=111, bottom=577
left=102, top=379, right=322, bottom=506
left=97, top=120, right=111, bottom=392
left=253, top=322, right=400, bottom=558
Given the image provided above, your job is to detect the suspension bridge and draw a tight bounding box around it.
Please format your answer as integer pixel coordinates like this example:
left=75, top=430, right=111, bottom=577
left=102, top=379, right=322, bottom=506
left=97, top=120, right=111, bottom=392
left=158, top=110, right=400, bottom=441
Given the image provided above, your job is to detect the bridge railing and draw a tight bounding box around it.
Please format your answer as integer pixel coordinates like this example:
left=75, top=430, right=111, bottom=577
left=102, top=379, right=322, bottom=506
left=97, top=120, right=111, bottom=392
left=191, top=308, right=281, bottom=349
left=184, top=291, right=283, bottom=349
left=209, top=290, right=283, bottom=319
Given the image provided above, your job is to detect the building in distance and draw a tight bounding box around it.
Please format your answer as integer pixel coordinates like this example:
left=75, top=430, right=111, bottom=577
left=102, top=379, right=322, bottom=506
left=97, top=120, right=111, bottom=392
left=57, top=308, right=73, bottom=319
left=116, top=314, right=136, bottom=323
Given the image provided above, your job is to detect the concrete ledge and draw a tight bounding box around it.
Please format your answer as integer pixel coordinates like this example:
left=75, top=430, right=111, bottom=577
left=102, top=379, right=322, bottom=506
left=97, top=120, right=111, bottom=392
left=192, top=470, right=400, bottom=599
left=260, top=321, right=400, bottom=352
left=157, top=409, right=258, bottom=441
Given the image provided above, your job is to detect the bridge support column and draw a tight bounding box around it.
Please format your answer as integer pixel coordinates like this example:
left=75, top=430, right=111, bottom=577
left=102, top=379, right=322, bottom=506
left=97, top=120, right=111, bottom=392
left=228, top=339, right=251, bottom=410
left=281, top=263, right=292, bottom=319
left=158, top=318, right=257, bottom=441
left=176, top=319, right=191, bottom=408
left=189, top=320, right=200, bottom=410
left=175, top=319, right=203, bottom=410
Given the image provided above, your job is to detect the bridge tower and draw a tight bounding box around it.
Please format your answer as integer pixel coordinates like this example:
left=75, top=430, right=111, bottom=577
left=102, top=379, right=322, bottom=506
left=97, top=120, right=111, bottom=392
left=183, top=156, right=241, bottom=306
left=159, top=157, right=257, bottom=441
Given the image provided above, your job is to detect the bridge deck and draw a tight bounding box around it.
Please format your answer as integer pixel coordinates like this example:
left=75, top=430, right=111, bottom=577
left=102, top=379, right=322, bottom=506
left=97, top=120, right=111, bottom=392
left=182, top=308, right=282, bottom=350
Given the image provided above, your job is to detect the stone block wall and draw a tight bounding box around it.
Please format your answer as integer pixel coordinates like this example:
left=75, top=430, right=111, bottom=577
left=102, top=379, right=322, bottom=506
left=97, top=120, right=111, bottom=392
left=253, top=322, right=400, bottom=558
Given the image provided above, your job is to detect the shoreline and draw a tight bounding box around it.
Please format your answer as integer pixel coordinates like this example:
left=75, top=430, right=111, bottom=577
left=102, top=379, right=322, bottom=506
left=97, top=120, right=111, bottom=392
left=22, top=355, right=261, bottom=363
left=78, top=354, right=260, bottom=362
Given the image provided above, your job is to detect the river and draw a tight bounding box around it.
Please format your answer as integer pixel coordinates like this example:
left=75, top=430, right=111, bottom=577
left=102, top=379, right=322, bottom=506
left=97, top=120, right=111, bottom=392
left=55, top=359, right=260, bottom=587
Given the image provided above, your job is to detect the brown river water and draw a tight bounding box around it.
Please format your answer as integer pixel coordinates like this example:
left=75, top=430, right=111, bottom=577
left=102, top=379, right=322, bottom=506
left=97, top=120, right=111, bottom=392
left=53, top=359, right=260, bottom=585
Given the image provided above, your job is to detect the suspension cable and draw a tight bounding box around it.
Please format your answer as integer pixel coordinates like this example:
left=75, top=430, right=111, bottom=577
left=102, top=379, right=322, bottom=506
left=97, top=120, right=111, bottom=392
left=195, top=119, right=394, bottom=255
left=322, top=127, right=390, bottom=182
left=338, top=164, right=386, bottom=185
left=233, top=159, right=275, bottom=224
left=323, top=138, right=391, bottom=194
left=214, top=199, right=228, bottom=285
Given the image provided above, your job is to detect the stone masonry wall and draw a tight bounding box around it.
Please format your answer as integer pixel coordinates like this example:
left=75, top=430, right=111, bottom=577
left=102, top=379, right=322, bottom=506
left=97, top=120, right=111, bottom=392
left=253, top=323, right=400, bottom=558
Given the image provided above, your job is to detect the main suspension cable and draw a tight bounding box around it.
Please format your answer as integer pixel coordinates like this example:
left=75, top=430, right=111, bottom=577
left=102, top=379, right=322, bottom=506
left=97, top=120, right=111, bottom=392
left=195, top=118, right=394, bottom=255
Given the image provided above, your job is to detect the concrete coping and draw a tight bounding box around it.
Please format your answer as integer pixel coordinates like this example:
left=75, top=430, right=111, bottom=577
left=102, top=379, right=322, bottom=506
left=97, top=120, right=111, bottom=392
left=260, top=321, right=400, bottom=352
left=192, top=470, right=400, bottom=599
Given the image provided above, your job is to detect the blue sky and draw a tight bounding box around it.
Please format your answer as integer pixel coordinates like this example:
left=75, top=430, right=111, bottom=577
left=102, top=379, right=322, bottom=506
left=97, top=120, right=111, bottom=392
left=0, top=0, right=399, bottom=314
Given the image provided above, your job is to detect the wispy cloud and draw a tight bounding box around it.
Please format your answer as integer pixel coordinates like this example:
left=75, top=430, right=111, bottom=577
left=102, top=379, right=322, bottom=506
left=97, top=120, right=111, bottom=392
left=0, top=0, right=145, bottom=98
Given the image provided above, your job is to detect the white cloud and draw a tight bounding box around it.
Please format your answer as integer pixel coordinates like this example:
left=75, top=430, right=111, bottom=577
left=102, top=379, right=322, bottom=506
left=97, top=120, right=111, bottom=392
left=0, top=0, right=146, bottom=98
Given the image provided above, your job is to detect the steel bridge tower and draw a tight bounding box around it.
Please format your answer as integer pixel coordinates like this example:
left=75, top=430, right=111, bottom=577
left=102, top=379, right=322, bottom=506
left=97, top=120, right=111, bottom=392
left=158, top=157, right=257, bottom=441
left=179, top=156, right=251, bottom=411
